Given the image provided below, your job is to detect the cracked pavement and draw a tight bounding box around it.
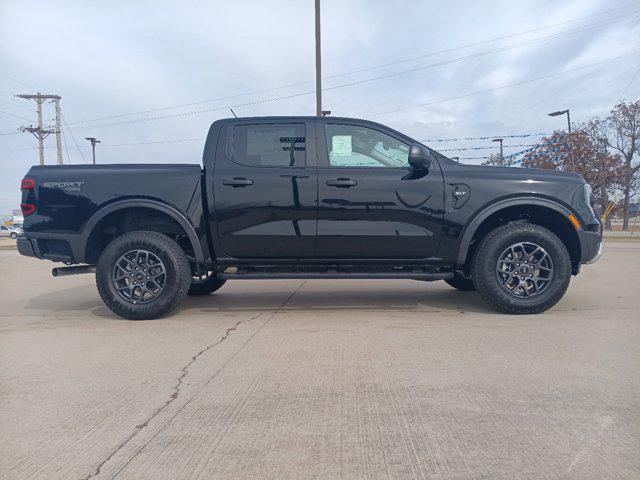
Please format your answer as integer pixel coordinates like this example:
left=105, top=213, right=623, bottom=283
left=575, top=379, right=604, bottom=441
left=1, top=244, right=639, bottom=479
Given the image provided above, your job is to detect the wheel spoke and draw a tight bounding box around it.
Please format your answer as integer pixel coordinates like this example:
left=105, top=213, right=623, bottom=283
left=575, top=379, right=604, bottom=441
left=112, top=249, right=166, bottom=305
left=496, top=241, right=553, bottom=298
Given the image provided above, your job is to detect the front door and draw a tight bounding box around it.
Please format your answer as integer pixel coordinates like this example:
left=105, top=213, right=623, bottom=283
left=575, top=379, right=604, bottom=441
left=212, top=119, right=317, bottom=259
left=316, top=120, right=444, bottom=259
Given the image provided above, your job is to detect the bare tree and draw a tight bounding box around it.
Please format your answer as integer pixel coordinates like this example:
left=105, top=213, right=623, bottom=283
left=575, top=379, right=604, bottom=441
left=520, top=124, right=623, bottom=229
left=607, top=100, right=640, bottom=230
left=582, top=118, right=623, bottom=230
left=520, top=131, right=567, bottom=171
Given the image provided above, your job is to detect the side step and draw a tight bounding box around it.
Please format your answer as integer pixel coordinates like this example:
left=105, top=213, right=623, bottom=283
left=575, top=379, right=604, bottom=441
left=219, top=270, right=453, bottom=281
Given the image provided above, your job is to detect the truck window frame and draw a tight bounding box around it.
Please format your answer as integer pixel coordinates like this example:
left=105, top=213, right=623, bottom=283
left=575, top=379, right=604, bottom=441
left=316, top=119, right=440, bottom=172
left=225, top=122, right=308, bottom=169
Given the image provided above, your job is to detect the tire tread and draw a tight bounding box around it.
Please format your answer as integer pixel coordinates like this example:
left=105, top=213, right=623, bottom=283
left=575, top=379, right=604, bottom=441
left=96, top=231, right=190, bottom=320
left=471, top=222, right=571, bottom=314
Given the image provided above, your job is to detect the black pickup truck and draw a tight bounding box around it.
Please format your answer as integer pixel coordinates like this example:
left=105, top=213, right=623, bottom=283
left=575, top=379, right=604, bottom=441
left=18, top=116, right=602, bottom=319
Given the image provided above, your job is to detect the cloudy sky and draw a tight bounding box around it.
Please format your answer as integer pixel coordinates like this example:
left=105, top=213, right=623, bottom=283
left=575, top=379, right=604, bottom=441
left=0, top=0, right=639, bottom=214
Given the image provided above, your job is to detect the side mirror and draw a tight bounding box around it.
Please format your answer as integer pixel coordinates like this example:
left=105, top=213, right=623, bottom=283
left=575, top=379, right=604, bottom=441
left=408, top=145, right=432, bottom=170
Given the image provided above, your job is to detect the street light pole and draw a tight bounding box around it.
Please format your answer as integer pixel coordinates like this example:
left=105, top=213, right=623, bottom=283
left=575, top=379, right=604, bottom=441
left=85, top=137, right=100, bottom=164
left=492, top=138, right=504, bottom=163
left=548, top=109, right=574, bottom=170
left=314, top=0, right=322, bottom=117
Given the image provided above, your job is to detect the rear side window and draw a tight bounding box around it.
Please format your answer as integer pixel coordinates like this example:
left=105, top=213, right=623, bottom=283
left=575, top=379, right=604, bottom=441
left=231, top=124, right=306, bottom=167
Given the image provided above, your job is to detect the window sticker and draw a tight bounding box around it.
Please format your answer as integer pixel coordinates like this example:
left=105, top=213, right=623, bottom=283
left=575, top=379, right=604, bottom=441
left=331, top=135, right=352, bottom=157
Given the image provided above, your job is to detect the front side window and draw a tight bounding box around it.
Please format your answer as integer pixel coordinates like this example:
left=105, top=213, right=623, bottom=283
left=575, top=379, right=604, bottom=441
left=325, top=124, right=410, bottom=168
left=232, top=124, right=306, bottom=167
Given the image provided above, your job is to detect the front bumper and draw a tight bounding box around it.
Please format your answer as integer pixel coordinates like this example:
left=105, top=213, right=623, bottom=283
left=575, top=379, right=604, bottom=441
left=578, top=229, right=603, bottom=264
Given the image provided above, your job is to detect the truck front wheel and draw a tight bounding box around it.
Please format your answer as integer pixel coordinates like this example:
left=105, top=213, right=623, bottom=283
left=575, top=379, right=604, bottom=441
left=471, top=222, right=571, bottom=314
left=96, top=231, right=191, bottom=320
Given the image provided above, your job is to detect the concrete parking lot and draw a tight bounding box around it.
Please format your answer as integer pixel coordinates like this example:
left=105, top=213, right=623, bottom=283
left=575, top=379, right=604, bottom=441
left=1, top=243, right=638, bottom=480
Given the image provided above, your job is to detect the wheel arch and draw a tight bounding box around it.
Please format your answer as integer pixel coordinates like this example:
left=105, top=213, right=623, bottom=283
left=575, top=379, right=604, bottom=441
left=456, top=197, right=581, bottom=269
left=81, top=199, right=205, bottom=264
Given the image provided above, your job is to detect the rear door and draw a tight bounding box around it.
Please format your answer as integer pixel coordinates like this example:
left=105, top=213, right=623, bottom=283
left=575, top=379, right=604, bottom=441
left=316, top=120, right=444, bottom=259
left=211, top=119, right=317, bottom=259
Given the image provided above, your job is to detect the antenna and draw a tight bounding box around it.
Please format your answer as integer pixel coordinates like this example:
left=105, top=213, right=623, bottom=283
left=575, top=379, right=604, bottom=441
left=230, top=108, right=238, bottom=118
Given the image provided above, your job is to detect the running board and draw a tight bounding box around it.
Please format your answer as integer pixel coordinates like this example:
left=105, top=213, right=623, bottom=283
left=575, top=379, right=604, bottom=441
left=218, top=271, right=453, bottom=281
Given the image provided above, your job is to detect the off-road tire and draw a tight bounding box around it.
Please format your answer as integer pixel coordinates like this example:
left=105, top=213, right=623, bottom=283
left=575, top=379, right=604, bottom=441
left=188, top=273, right=226, bottom=296
left=471, top=222, right=571, bottom=314
left=96, top=231, right=190, bottom=320
left=445, top=273, right=475, bottom=291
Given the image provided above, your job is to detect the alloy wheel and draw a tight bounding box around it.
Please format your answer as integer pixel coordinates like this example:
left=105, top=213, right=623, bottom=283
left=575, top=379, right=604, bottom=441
left=112, top=249, right=167, bottom=304
left=496, top=242, right=553, bottom=298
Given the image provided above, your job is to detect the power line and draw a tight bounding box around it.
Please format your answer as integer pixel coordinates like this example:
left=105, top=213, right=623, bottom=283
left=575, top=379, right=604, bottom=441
left=0, top=137, right=205, bottom=154
left=322, top=15, right=639, bottom=93
left=618, top=64, right=640, bottom=101
left=60, top=122, right=74, bottom=164
left=422, top=133, right=549, bottom=142
left=68, top=90, right=316, bottom=131
left=370, top=50, right=639, bottom=117
left=101, top=138, right=202, bottom=147
left=0, top=72, right=36, bottom=90
left=517, top=64, right=640, bottom=118
left=0, top=109, right=32, bottom=121
left=436, top=142, right=566, bottom=152
left=68, top=6, right=639, bottom=127
left=61, top=113, right=86, bottom=163
left=69, top=47, right=638, bottom=133
left=323, top=4, right=640, bottom=79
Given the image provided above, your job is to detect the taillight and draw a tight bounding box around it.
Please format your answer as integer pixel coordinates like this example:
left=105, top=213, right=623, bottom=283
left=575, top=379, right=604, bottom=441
left=21, top=178, right=36, bottom=216
left=20, top=203, right=36, bottom=215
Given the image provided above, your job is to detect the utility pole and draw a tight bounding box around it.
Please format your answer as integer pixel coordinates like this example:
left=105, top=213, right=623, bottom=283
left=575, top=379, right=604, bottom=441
left=492, top=138, right=504, bottom=163
left=548, top=109, right=574, bottom=170
left=314, top=0, right=322, bottom=117
left=17, top=93, right=63, bottom=165
left=54, top=98, right=63, bottom=165
left=85, top=137, right=100, bottom=164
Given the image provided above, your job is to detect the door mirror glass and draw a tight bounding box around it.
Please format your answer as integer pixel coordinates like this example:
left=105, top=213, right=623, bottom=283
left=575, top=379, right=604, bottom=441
left=408, top=145, right=432, bottom=170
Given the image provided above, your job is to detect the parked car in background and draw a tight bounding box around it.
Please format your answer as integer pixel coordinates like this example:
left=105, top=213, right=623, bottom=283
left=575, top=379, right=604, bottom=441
left=0, top=224, right=21, bottom=239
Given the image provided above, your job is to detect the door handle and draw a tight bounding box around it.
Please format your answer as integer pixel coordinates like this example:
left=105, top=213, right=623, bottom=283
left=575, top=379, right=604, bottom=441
left=326, top=178, right=357, bottom=188
left=223, top=177, right=254, bottom=187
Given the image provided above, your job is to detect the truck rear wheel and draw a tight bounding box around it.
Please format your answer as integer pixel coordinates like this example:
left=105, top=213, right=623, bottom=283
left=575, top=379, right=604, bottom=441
left=188, top=270, right=226, bottom=296
left=471, top=222, right=571, bottom=314
left=96, top=231, right=191, bottom=320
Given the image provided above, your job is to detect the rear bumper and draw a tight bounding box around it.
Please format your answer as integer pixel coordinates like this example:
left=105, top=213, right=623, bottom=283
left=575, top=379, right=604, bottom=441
left=16, top=233, right=84, bottom=263
left=17, top=237, right=37, bottom=258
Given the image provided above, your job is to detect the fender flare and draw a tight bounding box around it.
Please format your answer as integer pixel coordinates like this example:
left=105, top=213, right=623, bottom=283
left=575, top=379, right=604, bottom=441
left=455, top=197, right=579, bottom=265
left=81, top=199, right=205, bottom=263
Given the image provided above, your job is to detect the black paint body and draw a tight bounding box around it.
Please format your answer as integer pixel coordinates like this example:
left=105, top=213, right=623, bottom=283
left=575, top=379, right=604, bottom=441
left=19, top=117, right=602, bottom=273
